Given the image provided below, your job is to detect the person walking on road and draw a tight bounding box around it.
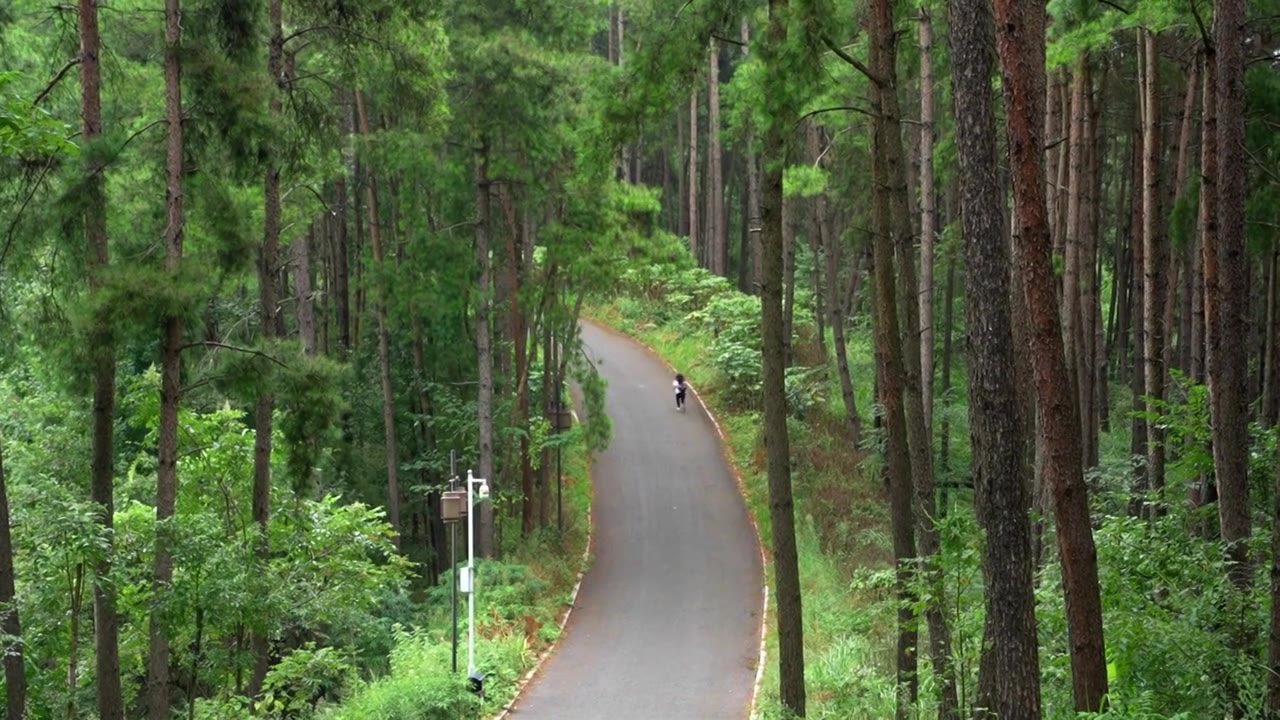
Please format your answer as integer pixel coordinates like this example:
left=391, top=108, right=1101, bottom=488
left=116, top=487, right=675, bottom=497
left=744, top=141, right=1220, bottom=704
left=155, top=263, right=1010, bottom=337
left=673, top=373, right=688, bottom=411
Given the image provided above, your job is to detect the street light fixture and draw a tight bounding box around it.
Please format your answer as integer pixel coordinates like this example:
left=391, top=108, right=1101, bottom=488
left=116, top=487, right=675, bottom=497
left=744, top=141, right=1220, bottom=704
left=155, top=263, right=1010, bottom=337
left=463, top=469, right=490, bottom=695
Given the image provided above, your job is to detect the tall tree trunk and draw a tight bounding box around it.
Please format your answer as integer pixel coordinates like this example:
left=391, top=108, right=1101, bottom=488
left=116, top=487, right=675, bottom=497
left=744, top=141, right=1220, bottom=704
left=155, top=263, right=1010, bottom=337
left=870, top=105, right=920, bottom=720
left=938, top=255, right=957, bottom=477
left=475, top=142, right=496, bottom=558
left=708, top=39, right=725, bottom=276
left=1054, top=77, right=1072, bottom=262
left=1212, top=0, right=1251, bottom=594
left=745, top=26, right=762, bottom=292
left=870, top=0, right=956, bottom=710
left=1176, top=57, right=1200, bottom=377
left=79, top=2, right=125, bottom=715
left=1142, top=30, right=1168, bottom=514
left=149, top=1, right=184, bottom=714
left=1193, top=51, right=1212, bottom=388
left=688, top=91, right=700, bottom=263
left=1063, top=61, right=1087, bottom=416
left=1128, top=110, right=1148, bottom=513
left=355, top=91, right=402, bottom=549
left=248, top=0, right=283, bottom=696
left=677, top=110, right=688, bottom=238
left=919, top=6, right=937, bottom=432
left=498, top=186, right=534, bottom=538
left=782, top=195, right=796, bottom=367
left=947, top=0, right=1042, bottom=710
left=993, top=0, right=1109, bottom=709
left=539, top=293, right=555, bottom=528
left=1271, top=449, right=1280, bottom=713
left=67, top=564, right=84, bottom=719
left=805, top=123, right=828, bottom=361
left=762, top=1, right=805, bottom=713
left=616, top=8, right=632, bottom=182
left=1046, top=72, right=1063, bottom=252
left=296, top=225, right=317, bottom=356
left=825, top=197, right=861, bottom=444
left=1264, top=249, right=1274, bottom=422
left=1080, top=74, right=1100, bottom=469
left=0, top=443, right=25, bottom=720
left=333, top=188, right=352, bottom=354
left=607, top=5, right=615, bottom=63
left=739, top=158, right=752, bottom=292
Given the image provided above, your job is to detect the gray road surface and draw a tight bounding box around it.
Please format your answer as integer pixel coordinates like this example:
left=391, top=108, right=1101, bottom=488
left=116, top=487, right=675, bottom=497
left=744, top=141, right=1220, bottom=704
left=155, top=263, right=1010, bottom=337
left=509, top=321, right=763, bottom=719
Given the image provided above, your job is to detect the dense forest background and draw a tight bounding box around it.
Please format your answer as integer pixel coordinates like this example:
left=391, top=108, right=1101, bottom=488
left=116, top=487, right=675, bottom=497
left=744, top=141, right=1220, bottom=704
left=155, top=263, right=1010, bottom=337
left=1, top=0, right=1279, bottom=717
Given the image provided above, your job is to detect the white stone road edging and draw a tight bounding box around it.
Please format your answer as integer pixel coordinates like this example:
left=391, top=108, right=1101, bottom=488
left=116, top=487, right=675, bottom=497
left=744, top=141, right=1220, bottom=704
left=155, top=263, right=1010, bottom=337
left=491, top=409, right=591, bottom=720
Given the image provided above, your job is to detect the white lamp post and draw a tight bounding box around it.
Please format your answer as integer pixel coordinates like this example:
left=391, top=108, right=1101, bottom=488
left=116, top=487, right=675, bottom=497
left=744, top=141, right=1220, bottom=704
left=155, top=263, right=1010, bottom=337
left=462, top=469, right=490, bottom=691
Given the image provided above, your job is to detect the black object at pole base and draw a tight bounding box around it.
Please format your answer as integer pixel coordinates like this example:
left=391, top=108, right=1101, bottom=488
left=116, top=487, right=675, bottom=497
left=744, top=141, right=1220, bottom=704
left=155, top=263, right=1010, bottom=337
left=468, top=671, right=487, bottom=699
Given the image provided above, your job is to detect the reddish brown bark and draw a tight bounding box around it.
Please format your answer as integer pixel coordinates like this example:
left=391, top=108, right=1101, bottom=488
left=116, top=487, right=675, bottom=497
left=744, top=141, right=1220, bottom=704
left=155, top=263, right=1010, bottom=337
left=79, top=1, right=125, bottom=715
left=993, top=0, right=1108, bottom=709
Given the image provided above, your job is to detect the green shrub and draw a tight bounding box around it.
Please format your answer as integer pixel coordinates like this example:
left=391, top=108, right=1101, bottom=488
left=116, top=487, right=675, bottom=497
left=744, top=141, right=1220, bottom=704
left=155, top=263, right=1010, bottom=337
left=323, top=630, right=530, bottom=720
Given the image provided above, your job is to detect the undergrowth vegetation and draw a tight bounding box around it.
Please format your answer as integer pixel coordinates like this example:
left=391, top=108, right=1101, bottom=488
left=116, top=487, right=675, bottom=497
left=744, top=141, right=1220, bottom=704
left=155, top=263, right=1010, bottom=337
left=219, top=431, right=587, bottom=720
left=594, top=250, right=1280, bottom=719
left=313, top=436, right=593, bottom=720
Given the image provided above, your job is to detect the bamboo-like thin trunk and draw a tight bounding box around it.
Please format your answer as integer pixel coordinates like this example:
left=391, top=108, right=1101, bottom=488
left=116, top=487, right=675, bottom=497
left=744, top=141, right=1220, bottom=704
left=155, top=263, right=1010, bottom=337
left=296, top=225, right=317, bottom=356
left=919, top=6, right=938, bottom=432
left=806, top=123, right=828, bottom=361
left=782, top=194, right=796, bottom=367
left=688, top=91, right=700, bottom=263
left=1142, top=29, right=1167, bottom=513
left=475, top=142, right=496, bottom=558
left=708, top=38, right=724, bottom=276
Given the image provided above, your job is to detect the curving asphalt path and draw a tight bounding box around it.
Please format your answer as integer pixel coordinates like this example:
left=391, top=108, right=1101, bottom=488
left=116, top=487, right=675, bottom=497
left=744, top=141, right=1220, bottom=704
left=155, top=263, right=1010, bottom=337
left=508, top=321, right=763, bottom=719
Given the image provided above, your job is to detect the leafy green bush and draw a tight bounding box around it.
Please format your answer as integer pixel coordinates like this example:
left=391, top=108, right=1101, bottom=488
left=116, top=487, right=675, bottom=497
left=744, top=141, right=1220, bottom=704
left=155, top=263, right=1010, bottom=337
left=322, top=629, right=530, bottom=720
left=1035, top=511, right=1270, bottom=717
left=687, top=293, right=763, bottom=407
left=255, top=646, right=358, bottom=718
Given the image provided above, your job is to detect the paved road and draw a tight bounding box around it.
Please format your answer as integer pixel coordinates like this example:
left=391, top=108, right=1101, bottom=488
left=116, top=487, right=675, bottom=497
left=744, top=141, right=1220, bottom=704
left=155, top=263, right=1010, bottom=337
left=509, top=322, right=763, bottom=720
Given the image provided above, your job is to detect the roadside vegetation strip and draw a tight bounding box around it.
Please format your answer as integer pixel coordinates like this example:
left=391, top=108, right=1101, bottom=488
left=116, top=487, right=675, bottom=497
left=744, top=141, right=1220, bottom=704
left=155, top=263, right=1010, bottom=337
left=322, top=424, right=594, bottom=720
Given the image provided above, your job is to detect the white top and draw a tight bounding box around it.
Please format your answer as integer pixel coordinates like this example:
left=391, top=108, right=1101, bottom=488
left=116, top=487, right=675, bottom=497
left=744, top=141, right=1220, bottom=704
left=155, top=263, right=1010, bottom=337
left=673, top=380, right=687, bottom=395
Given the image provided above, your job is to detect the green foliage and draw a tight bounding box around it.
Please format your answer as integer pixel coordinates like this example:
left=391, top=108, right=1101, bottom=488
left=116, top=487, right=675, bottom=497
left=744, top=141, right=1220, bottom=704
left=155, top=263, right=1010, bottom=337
left=1037, top=511, right=1270, bottom=717
left=784, top=163, right=830, bottom=198
left=322, top=629, right=526, bottom=720
left=0, top=71, right=76, bottom=158
left=687, top=292, right=764, bottom=407
left=255, top=646, right=358, bottom=717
